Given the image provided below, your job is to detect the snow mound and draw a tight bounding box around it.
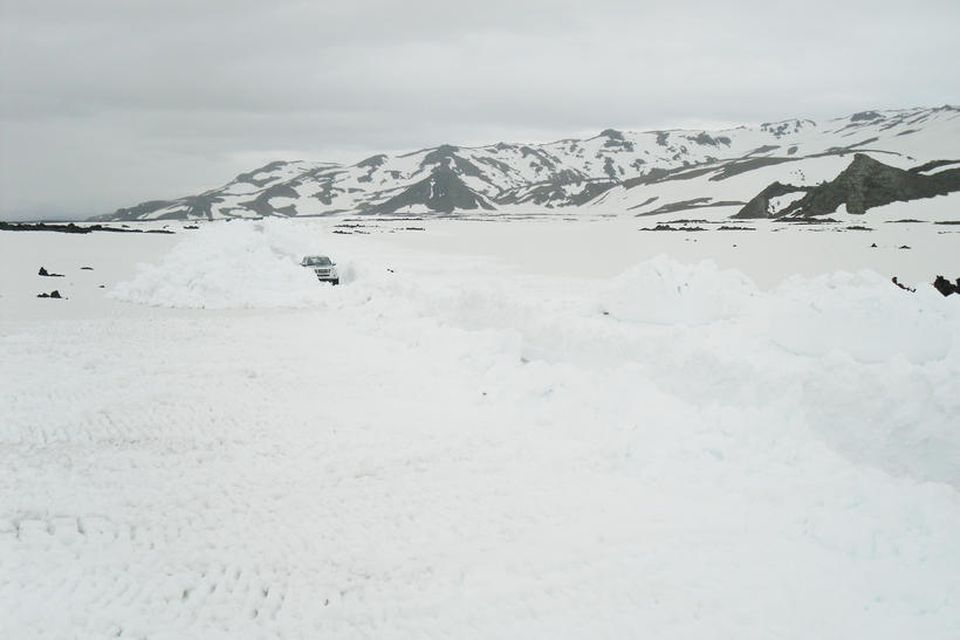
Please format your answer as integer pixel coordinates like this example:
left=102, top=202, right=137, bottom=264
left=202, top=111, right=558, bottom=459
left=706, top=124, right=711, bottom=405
left=111, top=221, right=338, bottom=308
left=766, top=271, right=958, bottom=363
left=599, top=256, right=758, bottom=325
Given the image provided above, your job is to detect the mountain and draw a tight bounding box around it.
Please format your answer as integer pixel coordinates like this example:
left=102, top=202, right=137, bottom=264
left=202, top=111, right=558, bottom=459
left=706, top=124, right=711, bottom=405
left=96, top=106, right=960, bottom=221
left=733, top=155, right=960, bottom=218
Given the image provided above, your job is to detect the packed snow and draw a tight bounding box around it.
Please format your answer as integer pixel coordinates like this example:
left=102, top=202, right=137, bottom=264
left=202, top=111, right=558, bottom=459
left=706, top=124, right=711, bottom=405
left=597, top=257, right=758, bottom=326
left=110, top=222, right=339, bottom=309
left=1, top=218, right=959, bottom=638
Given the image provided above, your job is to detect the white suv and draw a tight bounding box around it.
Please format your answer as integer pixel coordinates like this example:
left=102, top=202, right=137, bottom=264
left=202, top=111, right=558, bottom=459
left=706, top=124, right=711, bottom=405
left=301, top=255, right=339, bottom=285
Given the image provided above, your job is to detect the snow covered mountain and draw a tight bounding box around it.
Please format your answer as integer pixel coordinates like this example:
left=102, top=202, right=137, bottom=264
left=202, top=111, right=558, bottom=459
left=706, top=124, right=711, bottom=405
left=98, top=106, right=960, bottom=221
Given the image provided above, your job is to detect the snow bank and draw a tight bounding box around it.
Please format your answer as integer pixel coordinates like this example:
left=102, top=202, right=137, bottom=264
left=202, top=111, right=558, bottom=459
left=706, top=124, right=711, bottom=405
left=111, top=221, right=341, bottom=309
left=598, top=256, right=758, bottom=325
left=766, top=271, right=959, bottom=363
left=112, top=221, right=959, bottom=368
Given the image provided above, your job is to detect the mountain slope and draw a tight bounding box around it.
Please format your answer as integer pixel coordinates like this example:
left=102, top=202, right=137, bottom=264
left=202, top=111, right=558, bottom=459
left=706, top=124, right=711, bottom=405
left=96, top=105, right=960, bottom=221
left=733, top=155, right=960, bottom=218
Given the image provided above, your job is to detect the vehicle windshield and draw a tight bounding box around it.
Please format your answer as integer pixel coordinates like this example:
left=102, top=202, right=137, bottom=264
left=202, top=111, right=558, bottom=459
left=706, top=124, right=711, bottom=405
left=301, top=256, right=332, bottom=266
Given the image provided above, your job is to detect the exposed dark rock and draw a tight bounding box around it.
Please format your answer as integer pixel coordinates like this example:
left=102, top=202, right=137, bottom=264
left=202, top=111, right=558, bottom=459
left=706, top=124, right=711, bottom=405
left=419, top=145, right=486, bottom=179
left=891, top=277, right=915, bottom=292
left=365, top=164, right=494, bottom=215
left=239, top=184, right=299, bottom=217
left=710, top=156, right=796, bottom=181
left=639, top=224, right=706, bottom=232
left=599, top=129, right=636, bottom=152
left=745, top=145, right=781, bottom=157
left=732, top=181, right=808, bottom=219
left=356, top=154, right=387, bottom=169
left=850, top=111, right=881, bottom=122
left=637, top=198, right=745, bottom=217
left=233, top=161, right=291, bottom=187
left=760, top=119, right=815, bottom=138
left=686, top=133, right=731, bottom=147
left=735, top=154, right=960, bottom=218
left=2, top=221, right=174, bottom=234
left=909, top=159, right=960, bottom=174
left=37, top=290, right=62, bottom=299
left=932, top=276, right=960, bottom=297
left=778, top=217, right=839, bottom=224
left=497, top=171, right=616, bottom=208
left=601, top=157, right=616, bottom=179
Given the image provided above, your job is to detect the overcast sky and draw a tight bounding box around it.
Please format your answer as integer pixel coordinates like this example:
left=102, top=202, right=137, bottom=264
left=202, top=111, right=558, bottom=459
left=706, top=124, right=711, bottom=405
left=1, top=0, right=958, bottom=220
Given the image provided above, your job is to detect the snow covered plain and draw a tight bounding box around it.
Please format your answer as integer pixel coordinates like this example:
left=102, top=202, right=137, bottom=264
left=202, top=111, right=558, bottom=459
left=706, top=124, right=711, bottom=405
left=1, top=218, right=959, bottom=638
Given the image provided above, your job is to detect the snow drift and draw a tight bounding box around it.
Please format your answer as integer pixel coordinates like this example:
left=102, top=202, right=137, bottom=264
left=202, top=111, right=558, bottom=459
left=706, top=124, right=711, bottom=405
left=599, top=256, right=758, bottom=325
left=110, top=221, right=340, bottom=309
left=766, top=271, right=960, bottom=364
left=112, top=221, right=960, bottom=369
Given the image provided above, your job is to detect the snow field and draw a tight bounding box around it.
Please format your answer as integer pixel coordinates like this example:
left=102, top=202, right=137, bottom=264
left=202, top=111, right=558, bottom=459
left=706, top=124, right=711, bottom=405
left=2, top=219, right=959, bottom=637
left=113, top=220, right=960, bottom=366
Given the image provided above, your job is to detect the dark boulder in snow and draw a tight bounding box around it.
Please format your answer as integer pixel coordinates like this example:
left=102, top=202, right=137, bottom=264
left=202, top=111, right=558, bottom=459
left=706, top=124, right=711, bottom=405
left=933, top=276, right=960, bottom=297
left=891, top=276, right=915, bottom=292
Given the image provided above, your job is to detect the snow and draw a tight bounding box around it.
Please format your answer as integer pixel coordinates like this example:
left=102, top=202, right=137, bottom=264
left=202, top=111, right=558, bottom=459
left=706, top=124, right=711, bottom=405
left=2, top=219, right=960, bottom=638
left=916, top=161, right=960, bottom=175
left=111, top=221, right=334, bottom=308
left=768, top=190, right=806, bottom=213
left=599, top=256, right=758, bottom=325
left=766, top=270, right=959, bottom=363
left=859, top=191, right=960, bottom=223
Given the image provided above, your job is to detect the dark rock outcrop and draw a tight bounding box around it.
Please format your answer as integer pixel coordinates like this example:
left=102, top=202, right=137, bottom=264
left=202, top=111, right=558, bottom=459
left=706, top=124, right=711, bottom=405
left=732, top=181, right=809, bottom=219
left=735, top=154, right=960, bottom=218
left=366, top=164, right=494, bottom=215
left=891, top=277, right=915, bottom=292
left=1, top=222, right=173, bottom=235
left=933, top=276, right=960, bottom=297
